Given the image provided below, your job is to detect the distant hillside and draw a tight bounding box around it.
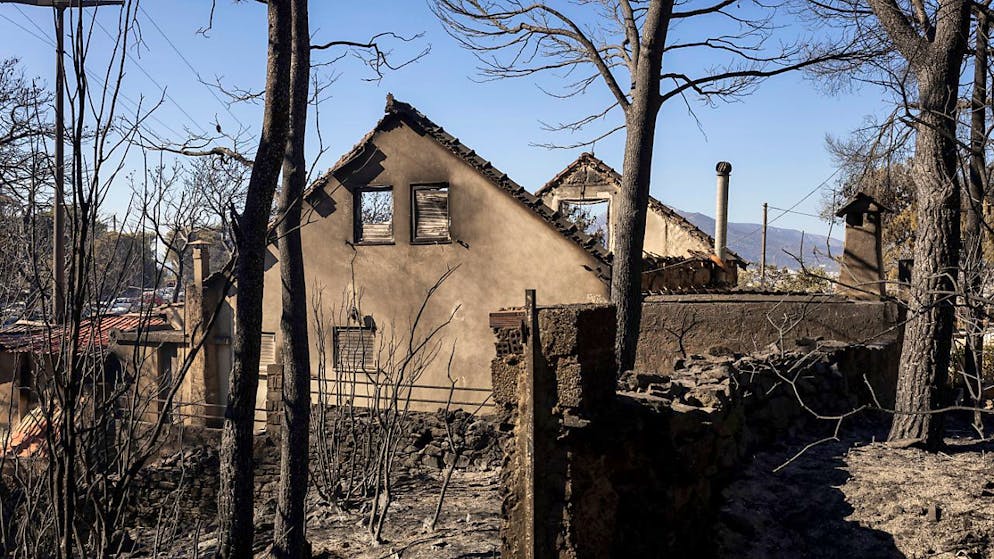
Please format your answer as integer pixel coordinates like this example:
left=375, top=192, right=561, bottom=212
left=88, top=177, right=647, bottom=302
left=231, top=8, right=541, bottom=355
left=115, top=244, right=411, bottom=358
left=676, top=211, right=843, bottom=272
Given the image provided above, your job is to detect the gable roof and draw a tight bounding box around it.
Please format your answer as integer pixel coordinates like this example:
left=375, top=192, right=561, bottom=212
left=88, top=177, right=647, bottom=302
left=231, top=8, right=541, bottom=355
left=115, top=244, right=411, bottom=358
left=307, top=95, right=613, bottom=281
left=538, top=152, right=745, bottom=267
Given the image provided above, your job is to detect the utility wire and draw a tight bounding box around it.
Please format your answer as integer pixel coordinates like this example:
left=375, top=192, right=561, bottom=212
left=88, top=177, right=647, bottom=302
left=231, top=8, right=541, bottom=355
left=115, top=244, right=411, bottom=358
left=11, top=3, right=46, bottom=37
left=727, top=167, right=842, bottom=246
left=137, top=5, right=247, bottom=129
left=93, top=16, right=209, bottom=136
left=766, top=206, right=825, bottom=219
left=0, top=9, right=46, bottom=42
left=3, top=9, right=186, bottom=141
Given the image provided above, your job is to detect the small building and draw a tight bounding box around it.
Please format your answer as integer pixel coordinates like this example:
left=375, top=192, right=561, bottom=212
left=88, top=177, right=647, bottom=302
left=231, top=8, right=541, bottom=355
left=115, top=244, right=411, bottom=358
left=0, top=242, right=235, bottom=444
left=109, top=242, right=235, bottom=428
left=537, top=152, right=745, bottom=287
left=0, top=314, right=168, bottom=452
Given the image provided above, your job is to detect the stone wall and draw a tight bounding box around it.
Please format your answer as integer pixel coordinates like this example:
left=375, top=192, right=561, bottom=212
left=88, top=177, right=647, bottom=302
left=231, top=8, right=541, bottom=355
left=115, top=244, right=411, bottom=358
left=638, top=293, right=900, bottom=372
left=641, top=255, right=738, bottom=292
left=129, top=406, right=504, bottom=528
left=493, top=302, right=901, bottom=558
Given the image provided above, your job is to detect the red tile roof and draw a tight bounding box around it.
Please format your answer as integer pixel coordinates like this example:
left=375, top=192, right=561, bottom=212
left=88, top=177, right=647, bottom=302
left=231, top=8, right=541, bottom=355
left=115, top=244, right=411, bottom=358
left=0, top=314, right=169, bottom=354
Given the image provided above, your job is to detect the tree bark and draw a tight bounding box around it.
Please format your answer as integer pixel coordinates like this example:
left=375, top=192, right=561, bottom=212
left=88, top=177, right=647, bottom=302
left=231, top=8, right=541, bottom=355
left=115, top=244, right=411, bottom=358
left=271, top=0, right=312, bottom=557
left=216, top=1, right=292, bottom=557
left=963, top=10, right=987, bottom=429
left=611, top=0, right=670, bottom=373
left=887, top=2, right=969, bottom=447
left=612, top=98, right=660, bottom=372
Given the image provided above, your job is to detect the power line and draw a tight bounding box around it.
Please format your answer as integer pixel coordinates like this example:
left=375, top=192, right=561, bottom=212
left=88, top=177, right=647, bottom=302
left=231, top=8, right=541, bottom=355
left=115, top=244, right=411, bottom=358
left=11, top=3, right=46, bottom=36
left=0, top=9, right=45, bottom=41
left=92, top=16, right=209, bottom=136
left=3, top=8, right=187, bottom=140
left=137, top=5, right=247, bottom=130
left=727, top=167, right=842, bottom=246
left=766, top=206, right=825, bottom=219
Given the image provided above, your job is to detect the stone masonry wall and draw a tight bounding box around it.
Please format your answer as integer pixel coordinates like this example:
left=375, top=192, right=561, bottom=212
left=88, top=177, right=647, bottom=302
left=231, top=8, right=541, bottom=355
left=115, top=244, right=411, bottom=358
left=493, top=302, right=901, bottom=558
left=130, top=407, right=503, bottom=528
left=638, top=293, right=900, bottom=372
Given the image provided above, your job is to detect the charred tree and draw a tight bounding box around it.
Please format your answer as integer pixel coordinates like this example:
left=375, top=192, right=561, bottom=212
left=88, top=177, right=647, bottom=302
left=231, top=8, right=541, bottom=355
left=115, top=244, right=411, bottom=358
left=611, top=2, right=667, bottom=374
left=861, top=0, right=971, bottom=447
left=271, top=0, right=312, bottom=556
left=433, top=0, right=856, bottom=373
left=963, top=7, right=988, bottom=432
left=216, top=1, right=293, bottom=556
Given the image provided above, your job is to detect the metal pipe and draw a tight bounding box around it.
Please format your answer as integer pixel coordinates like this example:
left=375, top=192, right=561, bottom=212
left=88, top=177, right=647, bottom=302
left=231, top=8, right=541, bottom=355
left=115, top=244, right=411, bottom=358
left=761, top=202, right=768, bottom=284
left=714, top=161, right=732, bottom=263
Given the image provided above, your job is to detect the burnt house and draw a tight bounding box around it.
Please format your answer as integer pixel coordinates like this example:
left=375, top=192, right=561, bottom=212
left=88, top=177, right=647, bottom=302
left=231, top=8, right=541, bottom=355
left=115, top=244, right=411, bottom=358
left=259, top=96, right=748, bottom=411
left=537, top=152, right=745, bottom=288
left=261, top=96, right=615, bottom=410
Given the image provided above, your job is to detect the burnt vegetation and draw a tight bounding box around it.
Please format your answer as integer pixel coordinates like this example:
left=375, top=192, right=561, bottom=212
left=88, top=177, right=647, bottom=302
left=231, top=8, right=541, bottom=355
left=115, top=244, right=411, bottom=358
left=0, top=1, right=993, bottom=558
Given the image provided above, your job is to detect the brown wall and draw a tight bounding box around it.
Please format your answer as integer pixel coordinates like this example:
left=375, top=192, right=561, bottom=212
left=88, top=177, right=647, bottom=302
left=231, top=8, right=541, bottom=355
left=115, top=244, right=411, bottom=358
left=262, top=121, right=609, bottom=411
left=644, top=204, right=712, bottom=257
left=636, top=293, right=900, bottom=372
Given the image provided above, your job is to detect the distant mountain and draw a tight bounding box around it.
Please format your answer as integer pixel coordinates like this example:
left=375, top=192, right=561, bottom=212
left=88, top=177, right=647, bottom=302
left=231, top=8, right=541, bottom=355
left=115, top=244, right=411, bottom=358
left=675, top=210, right=843, bottom=272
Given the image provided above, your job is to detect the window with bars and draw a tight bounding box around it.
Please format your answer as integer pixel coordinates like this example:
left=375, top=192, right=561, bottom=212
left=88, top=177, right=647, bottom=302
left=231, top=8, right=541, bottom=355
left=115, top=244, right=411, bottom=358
left=333, top=326, right=377, bottom=372
left=412, top=184, right=450, bottom=243
left=355, top=186, right=394, bottom=243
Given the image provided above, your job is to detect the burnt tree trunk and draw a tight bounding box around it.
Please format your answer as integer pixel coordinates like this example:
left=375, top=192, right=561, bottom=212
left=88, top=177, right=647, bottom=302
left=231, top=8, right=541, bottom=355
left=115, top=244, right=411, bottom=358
left=216, top=1, right=293, bottom=557
left=271, top=0, right=312, bottom=557
left=884, top=0, right=970, bottom=447
left=963, top=9, right=987, bottom=428
left=611, top=0, right=670, bottom=373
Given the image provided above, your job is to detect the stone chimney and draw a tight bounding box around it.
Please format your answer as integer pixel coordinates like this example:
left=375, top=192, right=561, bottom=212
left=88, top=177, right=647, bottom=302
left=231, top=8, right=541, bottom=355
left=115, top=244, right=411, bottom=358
left=835, top=192, right=890, bottom=299
left=714, top=161, right=732, bottom=263
left=190, top=239, right=211, bottom=290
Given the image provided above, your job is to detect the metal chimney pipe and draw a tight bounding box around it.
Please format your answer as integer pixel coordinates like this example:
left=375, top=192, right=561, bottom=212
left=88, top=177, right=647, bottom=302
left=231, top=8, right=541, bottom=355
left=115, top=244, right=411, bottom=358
left=714, top=161, right=732, bottom=263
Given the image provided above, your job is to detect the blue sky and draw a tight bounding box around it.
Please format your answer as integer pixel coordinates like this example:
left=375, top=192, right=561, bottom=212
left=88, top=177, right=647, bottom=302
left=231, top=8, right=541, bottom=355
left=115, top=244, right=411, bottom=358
left=0, top=0, right=887, bottom=241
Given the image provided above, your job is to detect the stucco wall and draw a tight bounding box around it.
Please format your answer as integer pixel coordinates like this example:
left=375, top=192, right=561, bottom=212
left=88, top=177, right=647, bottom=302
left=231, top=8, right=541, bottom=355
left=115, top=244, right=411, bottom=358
left=644, top=207, right=712, bottom=257
left=538, top=182, right=616, bottom=251
left=636, top=293, right=900, bottom=372
left=262, top=120, right=609, bottom=411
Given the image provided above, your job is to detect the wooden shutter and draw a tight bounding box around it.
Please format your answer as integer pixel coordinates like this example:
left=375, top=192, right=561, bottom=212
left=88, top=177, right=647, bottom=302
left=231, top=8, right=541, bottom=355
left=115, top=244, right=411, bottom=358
left=260, top=332, right=276, bottom=374
left=361, top=222, right=393, bottom=241
left=334, top=327, right=376, bottom=371
left=414, top=187, right=449, bottom=241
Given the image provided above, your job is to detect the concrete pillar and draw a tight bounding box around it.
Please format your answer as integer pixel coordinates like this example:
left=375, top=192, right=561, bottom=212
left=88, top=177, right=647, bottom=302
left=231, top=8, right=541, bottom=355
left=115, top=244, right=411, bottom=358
left=190, top=240, right=211, bottom=288
left=182, top=240, right=222, bottom=427
left=714, top=162, right=732, bottom=263
left=835, top=193, right=890, bottom=300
